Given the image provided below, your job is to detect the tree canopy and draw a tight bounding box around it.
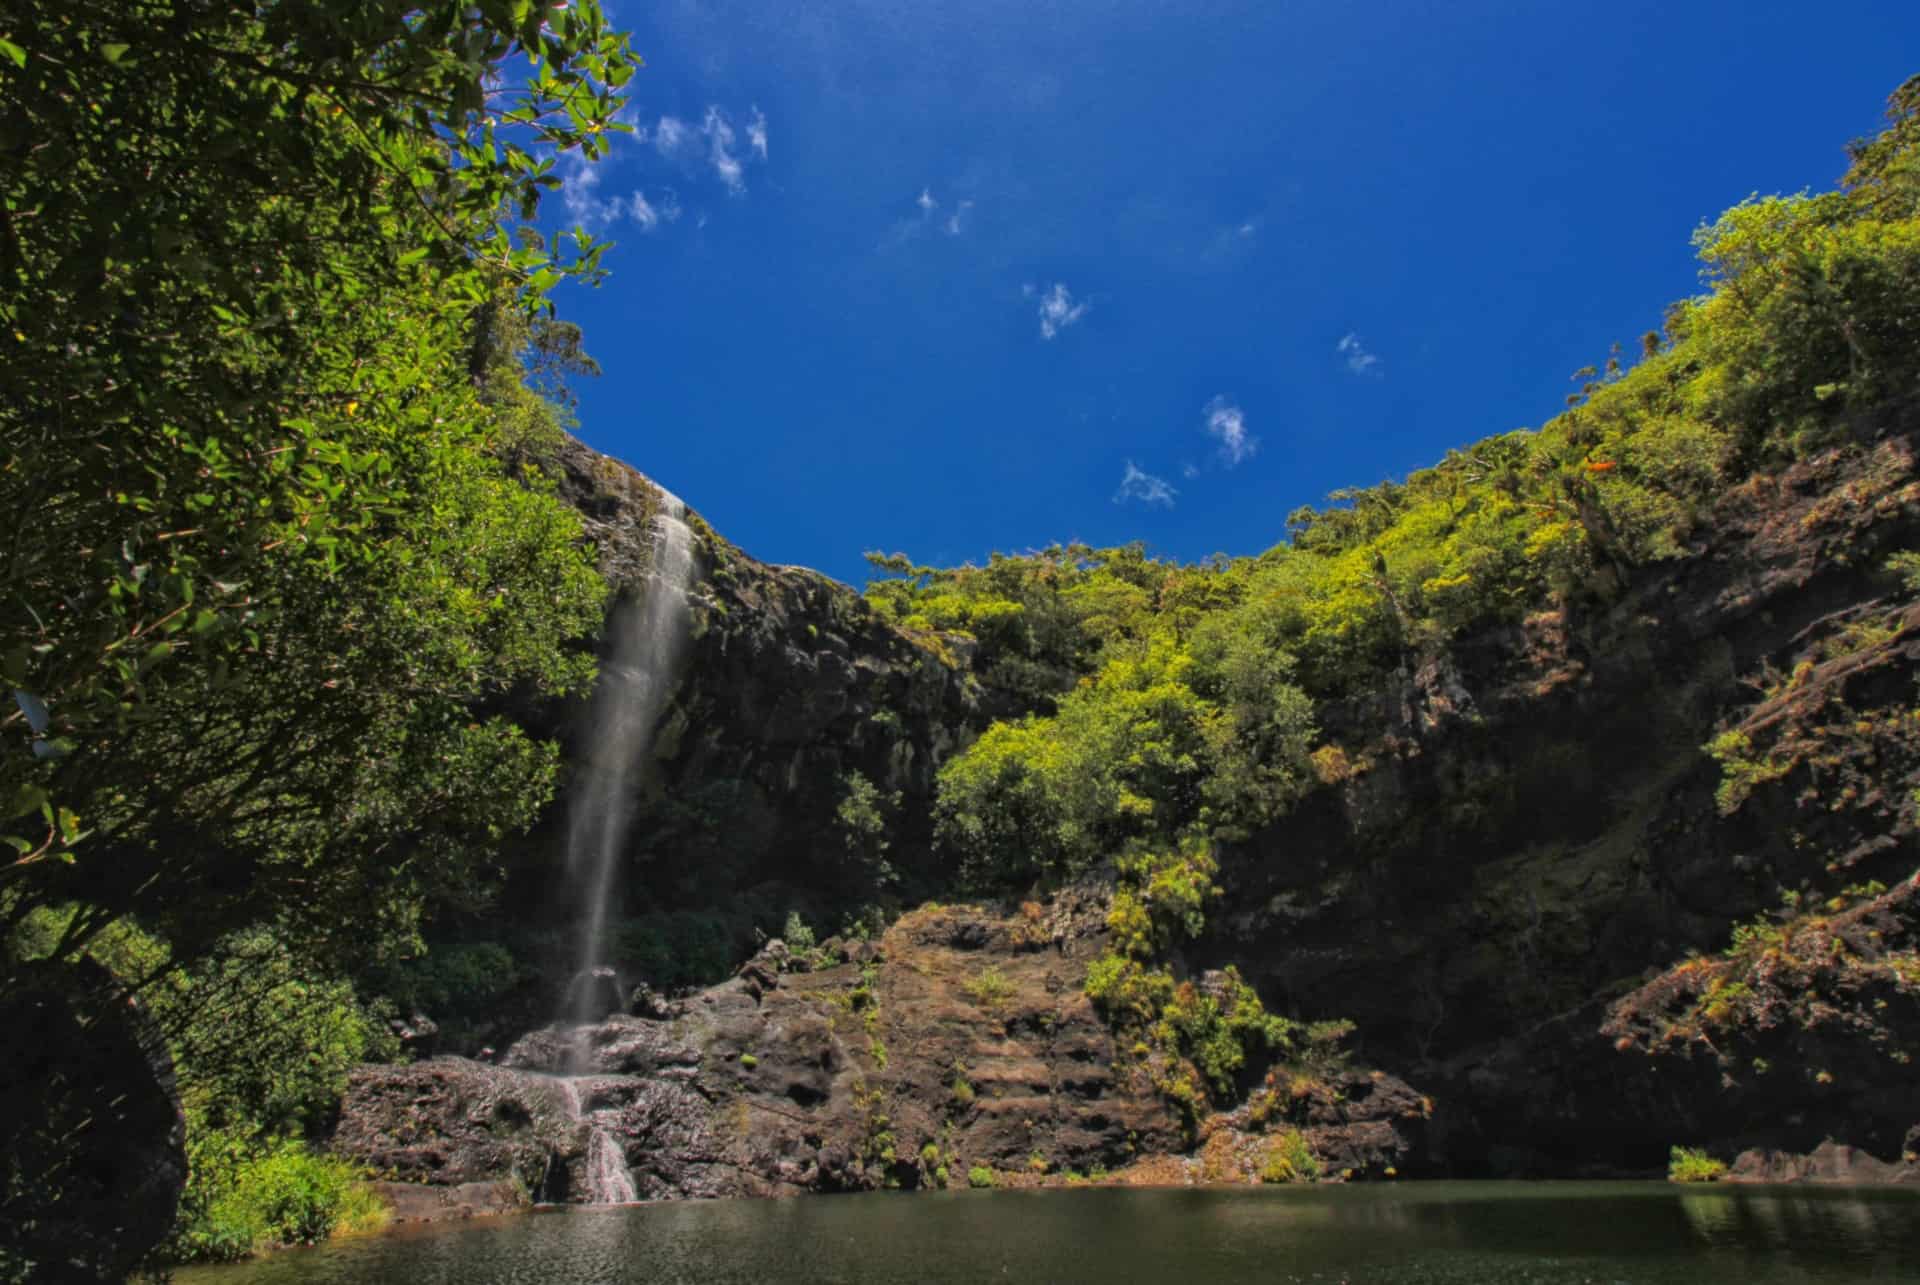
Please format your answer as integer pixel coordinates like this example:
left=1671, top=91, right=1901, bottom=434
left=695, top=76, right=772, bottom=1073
left=1, top=0, right=634, bottom=968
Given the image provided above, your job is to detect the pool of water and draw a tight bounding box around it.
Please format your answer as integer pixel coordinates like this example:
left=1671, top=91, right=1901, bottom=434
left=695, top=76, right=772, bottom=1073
left=173, top=1182, right=1920, bottom=1283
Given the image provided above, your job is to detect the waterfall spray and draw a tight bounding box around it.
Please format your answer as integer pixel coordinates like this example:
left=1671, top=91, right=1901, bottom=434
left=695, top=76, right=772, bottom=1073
left=562, top=489, right=697, bottom=1054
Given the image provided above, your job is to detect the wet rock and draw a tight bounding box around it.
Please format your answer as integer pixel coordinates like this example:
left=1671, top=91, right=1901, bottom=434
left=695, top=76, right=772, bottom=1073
left=389, top=1011, right=441, bottom=1057
left=336, top=900, right=1437, bottom=1208
left=1726, top=1139, right=1920, bottom=1185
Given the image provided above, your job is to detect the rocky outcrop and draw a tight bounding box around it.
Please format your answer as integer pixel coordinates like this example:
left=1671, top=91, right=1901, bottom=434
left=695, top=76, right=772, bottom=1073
left=1725, top=1139, right=1920, bottom=1185
left=1209, top=429, right=1920, bottom=1175
left=333, top=902, right=1430, bottom=1201
left=502, top=439, right=988, bottom=959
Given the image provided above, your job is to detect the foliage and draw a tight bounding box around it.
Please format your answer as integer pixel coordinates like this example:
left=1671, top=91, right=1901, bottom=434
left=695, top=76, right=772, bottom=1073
left=1, top=0, right=631, bottom=919
left=967, top=1165, right=996, bottom=1189
left=828, top=770, right=901, bottom=889
left=962, top=965, right=1016, bottom=1010
left=934, top=638, right=1314, bottom=887
left=167, top=1136, right=387, bottom=1263
left=1082, top=840, right=1333, bottom=1125
left=1667, top=1146, right=1727, bottom=1183
left=377, top=942, right=521, bottom=1023
left=0, top=2, right=636, bottom=1266
left=783, top=911, right=818, bottom=953
left=1259, top=1130, right=1321, bottom=1184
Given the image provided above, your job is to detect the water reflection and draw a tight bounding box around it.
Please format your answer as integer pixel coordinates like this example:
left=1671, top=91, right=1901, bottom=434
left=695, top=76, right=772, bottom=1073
left=176, top=1183, right=1920, bottom=1285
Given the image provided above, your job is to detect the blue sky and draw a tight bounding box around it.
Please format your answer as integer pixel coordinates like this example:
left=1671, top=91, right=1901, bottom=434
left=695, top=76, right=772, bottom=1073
left=548, top=0, right=1920, bottom=588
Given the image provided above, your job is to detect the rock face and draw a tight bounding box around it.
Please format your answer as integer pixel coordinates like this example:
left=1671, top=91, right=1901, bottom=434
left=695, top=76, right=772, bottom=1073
left=333, top=903, right=1430, bottom=1201
left=1208, top=428, right=1920, bottom=1176
left=517, top=438, right=988, bottom=937
left=1725, top=1139, right=1920, bottom=1185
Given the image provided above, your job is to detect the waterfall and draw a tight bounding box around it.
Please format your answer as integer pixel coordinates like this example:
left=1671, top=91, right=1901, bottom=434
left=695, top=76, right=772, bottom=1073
left=563, top=488, right=697, bottom=1045
left=543, top=485, right=696, bottom=1206
left=551, top=1078, right=639, bottom=1205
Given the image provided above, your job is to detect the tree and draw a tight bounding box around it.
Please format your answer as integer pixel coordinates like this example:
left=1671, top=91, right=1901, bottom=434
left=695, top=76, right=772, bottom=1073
left=0, top=7, right=635, bottom=1269
left=1, top=0, right=631, bottom=964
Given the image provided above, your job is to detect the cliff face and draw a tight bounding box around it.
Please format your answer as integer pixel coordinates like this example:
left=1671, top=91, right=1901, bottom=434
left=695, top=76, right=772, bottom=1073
left=534, top=437, right=985, bottom=921
left=359, top=423, right=1920, bottom=1192
left=1208, top=427, right=1920, bottom=1175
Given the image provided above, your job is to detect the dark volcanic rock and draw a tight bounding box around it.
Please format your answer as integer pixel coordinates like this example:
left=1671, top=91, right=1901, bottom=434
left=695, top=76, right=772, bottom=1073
left=1726, top=1139, right=1920, bottom=1185
left=1206, top=430, right=1920, bottom=1174
left=333, top=901, right=1433, bottom=1204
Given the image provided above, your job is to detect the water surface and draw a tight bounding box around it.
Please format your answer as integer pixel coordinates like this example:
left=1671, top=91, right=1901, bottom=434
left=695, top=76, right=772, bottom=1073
left=175, top=1182, right=1920, bottom=1284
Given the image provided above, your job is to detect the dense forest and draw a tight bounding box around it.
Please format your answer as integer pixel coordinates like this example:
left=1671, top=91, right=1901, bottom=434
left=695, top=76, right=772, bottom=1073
left=3, top=2, right=1919, bottom=1279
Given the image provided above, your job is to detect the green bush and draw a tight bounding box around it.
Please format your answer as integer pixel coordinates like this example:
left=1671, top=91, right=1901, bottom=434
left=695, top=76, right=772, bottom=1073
left=963, top=966, right=1016, bottom=1009
left=1668, top=1146, right=1727, bottom=1183
left=967, top=1165, right=997, bottom=1189
left=168, top=1135, right=386, bottom=1263
left=1259, top=1129, right=1320, bottom=1184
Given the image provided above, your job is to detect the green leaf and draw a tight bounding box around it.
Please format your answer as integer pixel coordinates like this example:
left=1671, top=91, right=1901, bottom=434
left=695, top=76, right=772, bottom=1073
left=7, top=783, right=47, bottom=821
left=101, top=42, right=131, bottom=65
left=0, top=38, right=25, bottom=68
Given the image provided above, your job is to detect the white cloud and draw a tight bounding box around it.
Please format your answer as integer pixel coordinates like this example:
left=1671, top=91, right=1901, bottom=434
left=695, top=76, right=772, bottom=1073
left=945, top=199, right=973, bottom=236
left=558, top=148, right=624, bottom=228
left=1204, top=396, right=1257, bottom=467
left=628, top=189, right=682, bottom=231
left=1181, top=461, right=1201, bottom=480
left=917, top=187, right=938, bottom=212
left=703, top=106, right=743, bottom=191
left=747, top=106, right=768, bottom=160
left=654, top=115, right=691, bottom=154
left=1026, top=282, right=1089, bottom=340
left=1338, top=332, right=1383, bottom=377
left=1115, top=460, right=1177, bottom=507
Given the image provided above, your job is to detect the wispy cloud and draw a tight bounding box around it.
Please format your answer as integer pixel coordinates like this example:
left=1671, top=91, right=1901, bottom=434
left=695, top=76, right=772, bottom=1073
left=945, top=199, right=973, bottom=236
left=1025, top=282, right=1089, bottom=340
left=746, top=106, right=768, bottom=160
left=1338, top=332, right=1383, bottom=377
left=917, top=187, right=938, bottom=212
left=703, top=106, right=744, bottom=191
left=629, top=189, right=682, bottom=232
left=1204, top=396, right=1257, bottom=467
left=1115, top=460, right=1177, bottom=507
left=650, top=108, right=766, bottom=194
left=556, top=134, right=685, bottom=233
left=558, top=148, right=624, bottom=227
left=653, top=115, right=692, bottom=155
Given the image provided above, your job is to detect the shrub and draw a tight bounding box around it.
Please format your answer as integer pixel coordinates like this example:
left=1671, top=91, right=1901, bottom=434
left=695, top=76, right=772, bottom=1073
left=1668, top=1146, right=1727, bottom=1183
left=782, top=911, right=817, bottom=953
left=963, top=966, right=1016, bottom=1010
left=967, top=1166, right=997, bottom=1189
left=1259, top=1130, right=1320, bottom=1184
left=168, top=1135, right=386, bottom=1263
